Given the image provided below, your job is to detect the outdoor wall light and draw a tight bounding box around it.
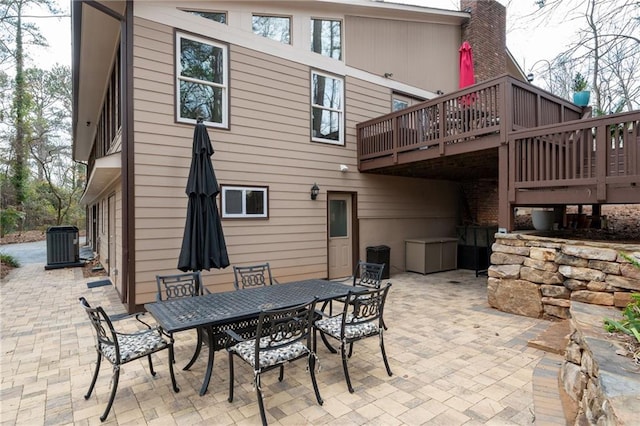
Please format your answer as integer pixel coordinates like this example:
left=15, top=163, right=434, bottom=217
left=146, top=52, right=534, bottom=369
left=310, top=183, right=320, bottom=200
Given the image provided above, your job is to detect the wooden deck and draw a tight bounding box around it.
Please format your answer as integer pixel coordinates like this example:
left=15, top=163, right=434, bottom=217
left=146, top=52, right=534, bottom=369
left=356, top=75, right=640, bottom=230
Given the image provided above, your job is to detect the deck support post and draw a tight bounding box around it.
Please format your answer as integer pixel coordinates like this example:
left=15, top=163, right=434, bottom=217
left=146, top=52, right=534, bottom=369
left=498, top=144, right=513, bottom=231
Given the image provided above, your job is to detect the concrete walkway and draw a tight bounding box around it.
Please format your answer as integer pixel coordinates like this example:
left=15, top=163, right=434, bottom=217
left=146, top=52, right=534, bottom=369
left=1, top=259, right=554, bottom=425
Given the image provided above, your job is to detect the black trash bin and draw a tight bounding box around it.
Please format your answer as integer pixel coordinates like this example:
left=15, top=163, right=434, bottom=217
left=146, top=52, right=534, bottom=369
left=366, top=245, right=390, bottom=279
left=45, top=226, right=83, bottom=270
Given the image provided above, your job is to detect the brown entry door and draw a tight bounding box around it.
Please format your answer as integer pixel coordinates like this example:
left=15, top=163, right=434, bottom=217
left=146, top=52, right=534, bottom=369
left=328, top=193, right=353, bottom=279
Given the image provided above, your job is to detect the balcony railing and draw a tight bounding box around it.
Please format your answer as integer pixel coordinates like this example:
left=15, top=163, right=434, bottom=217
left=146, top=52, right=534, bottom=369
left=509, top=111, right=640, bottom=203
left=357, top=75, right=583, bottom=170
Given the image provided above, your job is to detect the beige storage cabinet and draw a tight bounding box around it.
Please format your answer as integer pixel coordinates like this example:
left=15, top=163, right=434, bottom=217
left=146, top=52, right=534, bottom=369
left=405, top=237, right=458, bottom=274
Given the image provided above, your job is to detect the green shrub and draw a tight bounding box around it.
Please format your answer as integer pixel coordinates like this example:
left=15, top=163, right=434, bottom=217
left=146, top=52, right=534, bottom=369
left=603, top=253, right=640, bottom=348
left=603, top=293, right=640, bottom=344
left=0, top=207, right=25, bottom=237
left=0, top=253, right=20, bottom=268
left=572, top=72, right=588, bottom=92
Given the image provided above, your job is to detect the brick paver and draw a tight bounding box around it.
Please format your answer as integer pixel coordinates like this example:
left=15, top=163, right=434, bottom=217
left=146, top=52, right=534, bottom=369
left=1, top=263, right=553, bottom=425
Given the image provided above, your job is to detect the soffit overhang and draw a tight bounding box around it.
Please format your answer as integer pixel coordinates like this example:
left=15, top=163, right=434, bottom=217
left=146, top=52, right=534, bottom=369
left=72, top=1, right=125, bottom=163
left=80, top=153, right=121, bottom=205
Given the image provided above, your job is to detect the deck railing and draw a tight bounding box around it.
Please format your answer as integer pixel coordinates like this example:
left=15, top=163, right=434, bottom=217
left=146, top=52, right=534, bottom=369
left=357, top=74, right=583, bottom=169
left=509, top=111, right=640, bottom=201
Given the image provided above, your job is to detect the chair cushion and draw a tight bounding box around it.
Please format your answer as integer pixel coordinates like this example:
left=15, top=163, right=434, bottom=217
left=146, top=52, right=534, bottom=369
left=101, top=329, right=168, bottom=364
left=229, top=335, right=310, bottom=369
left=315, top=314, right=378, bottom=340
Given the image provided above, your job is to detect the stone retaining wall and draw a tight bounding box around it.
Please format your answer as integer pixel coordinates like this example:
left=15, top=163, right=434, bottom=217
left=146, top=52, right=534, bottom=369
left=561, top=302, right=639, bottom=425
left=487, top=233, right=640, bottom=319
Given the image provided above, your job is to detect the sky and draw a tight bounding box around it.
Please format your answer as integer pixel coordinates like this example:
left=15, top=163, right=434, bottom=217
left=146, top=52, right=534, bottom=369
left=25, top=0, right=581, bottom=86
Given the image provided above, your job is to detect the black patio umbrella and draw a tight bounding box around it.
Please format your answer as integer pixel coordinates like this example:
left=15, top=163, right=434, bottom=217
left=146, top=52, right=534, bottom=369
left=177, top=119, right=230, bottom=272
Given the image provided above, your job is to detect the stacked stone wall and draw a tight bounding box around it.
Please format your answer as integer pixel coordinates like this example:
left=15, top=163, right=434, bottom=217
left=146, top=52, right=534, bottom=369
left=560, top=303, right=638, bottom=425
left=487, top=233, right=640, bottom=319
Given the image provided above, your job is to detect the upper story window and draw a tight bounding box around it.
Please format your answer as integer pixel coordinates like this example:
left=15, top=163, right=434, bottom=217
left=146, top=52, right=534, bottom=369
left=221, top=185, right=268, bottom=219
left=183, top=10, right=227, bottom=24
left=311, top=70, right=344, bottom=145
left=310, top=19, right=341, bottom=60
left=252, top=15, right=291, bottom=44
left=176, top=32, right=228, bottom=128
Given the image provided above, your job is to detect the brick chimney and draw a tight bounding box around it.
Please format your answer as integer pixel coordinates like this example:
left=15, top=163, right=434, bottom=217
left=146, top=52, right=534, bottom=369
left=460, top=0, right=507, bottom=82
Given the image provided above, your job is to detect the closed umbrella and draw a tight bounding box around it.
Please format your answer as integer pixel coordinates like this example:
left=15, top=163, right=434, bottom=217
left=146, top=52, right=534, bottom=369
left=459, top=41, right=475, bottom=90
left=177, top=119, right=230, bottom=272
left=458, top=41, right=476, bottom=129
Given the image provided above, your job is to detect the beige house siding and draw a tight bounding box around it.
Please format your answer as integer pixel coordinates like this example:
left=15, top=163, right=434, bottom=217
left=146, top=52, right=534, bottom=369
left=345, top=16, right=460, bottom=94
left=95, top=180, right=122, bottom=297
left=130, top=17, right=459, bottom=305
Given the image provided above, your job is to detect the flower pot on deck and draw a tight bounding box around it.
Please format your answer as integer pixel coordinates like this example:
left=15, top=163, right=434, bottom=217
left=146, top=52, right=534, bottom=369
left=532, top=209, right=555, bottom=231
left=573, top=91, right=590, bottom=107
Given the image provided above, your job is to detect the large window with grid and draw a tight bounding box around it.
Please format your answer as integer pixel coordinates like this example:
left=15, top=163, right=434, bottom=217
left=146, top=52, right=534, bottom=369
left=176, top=32, right=228, bottom=128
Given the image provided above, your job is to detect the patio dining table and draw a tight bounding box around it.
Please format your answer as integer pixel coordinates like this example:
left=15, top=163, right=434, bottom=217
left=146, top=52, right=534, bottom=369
left=144, top=279, right=360, bottom=396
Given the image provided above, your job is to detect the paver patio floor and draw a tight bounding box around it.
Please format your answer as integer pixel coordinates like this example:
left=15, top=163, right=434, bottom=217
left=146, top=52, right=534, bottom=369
left=1, top=263, right=551, bottom=425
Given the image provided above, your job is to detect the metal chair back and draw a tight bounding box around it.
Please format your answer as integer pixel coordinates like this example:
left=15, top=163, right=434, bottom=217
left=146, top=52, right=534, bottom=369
left=353, top=261, right=385, bottom=289
left=233, top=263, right=276, bottom=290
left=79, top=297, right=121, bottom=361
left=344, top=283, right=391, bottom=332
left=156, top=271, right=204, bottom=301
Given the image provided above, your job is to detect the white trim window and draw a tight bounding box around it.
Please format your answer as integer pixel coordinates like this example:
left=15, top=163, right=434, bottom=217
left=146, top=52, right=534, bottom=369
left=182, top=10, right=227, bottom=24
left=252, top=15, right=291, bottom=44
left=221, top=185, right=268, bottom=219
left=176, top=32, right=228, bottom=128
left=311, top=71, right=344, bottom=145
left=310, top=18, right=342, bottom=60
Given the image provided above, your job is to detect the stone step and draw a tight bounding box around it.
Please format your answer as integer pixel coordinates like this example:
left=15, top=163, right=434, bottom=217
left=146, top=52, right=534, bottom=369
left=527, top=319, right=570, bottom=355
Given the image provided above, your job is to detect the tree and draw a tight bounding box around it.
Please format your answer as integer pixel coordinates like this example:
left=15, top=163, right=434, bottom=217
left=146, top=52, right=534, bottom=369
left=25, top=65, right=83, bottom=226
left=525, top=0, right=639, bottom=114
left=0, top=0, right=60, bottom=216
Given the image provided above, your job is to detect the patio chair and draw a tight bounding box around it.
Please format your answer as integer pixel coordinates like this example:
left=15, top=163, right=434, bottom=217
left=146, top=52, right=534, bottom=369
left=232, top=262, right=279, bottom=290
left=156, top=271, right=210, bottom=370
left=79, top=297, right=179, bottom=422
left=322, top=260, right=385, bottom=318
left=314, top=283, right=392, bottom=393
left=226, top=299, right=322, bottom=426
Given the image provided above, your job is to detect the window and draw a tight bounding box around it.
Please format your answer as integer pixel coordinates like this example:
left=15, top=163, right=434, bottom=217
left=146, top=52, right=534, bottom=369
left=392, top=93, right=424, bottom=111
left=311, top=71, right=344, bottom=144
left=183, top=10, right=227, bottom=24
left=393, top=98, right=409, bottom=111
left=176, top=32, right=228, bottom=127
left=252, top=15, right=290, bottom=44
left=221, top=185, right=268, bottom=219
left=310, top=19, right=341, bottom=60
left=329, top=199, right=347, bottom=238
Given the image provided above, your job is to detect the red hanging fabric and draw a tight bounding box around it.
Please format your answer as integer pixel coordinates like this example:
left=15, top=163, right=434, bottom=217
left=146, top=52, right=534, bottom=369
left=458, top=41, right=475, bottom=106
